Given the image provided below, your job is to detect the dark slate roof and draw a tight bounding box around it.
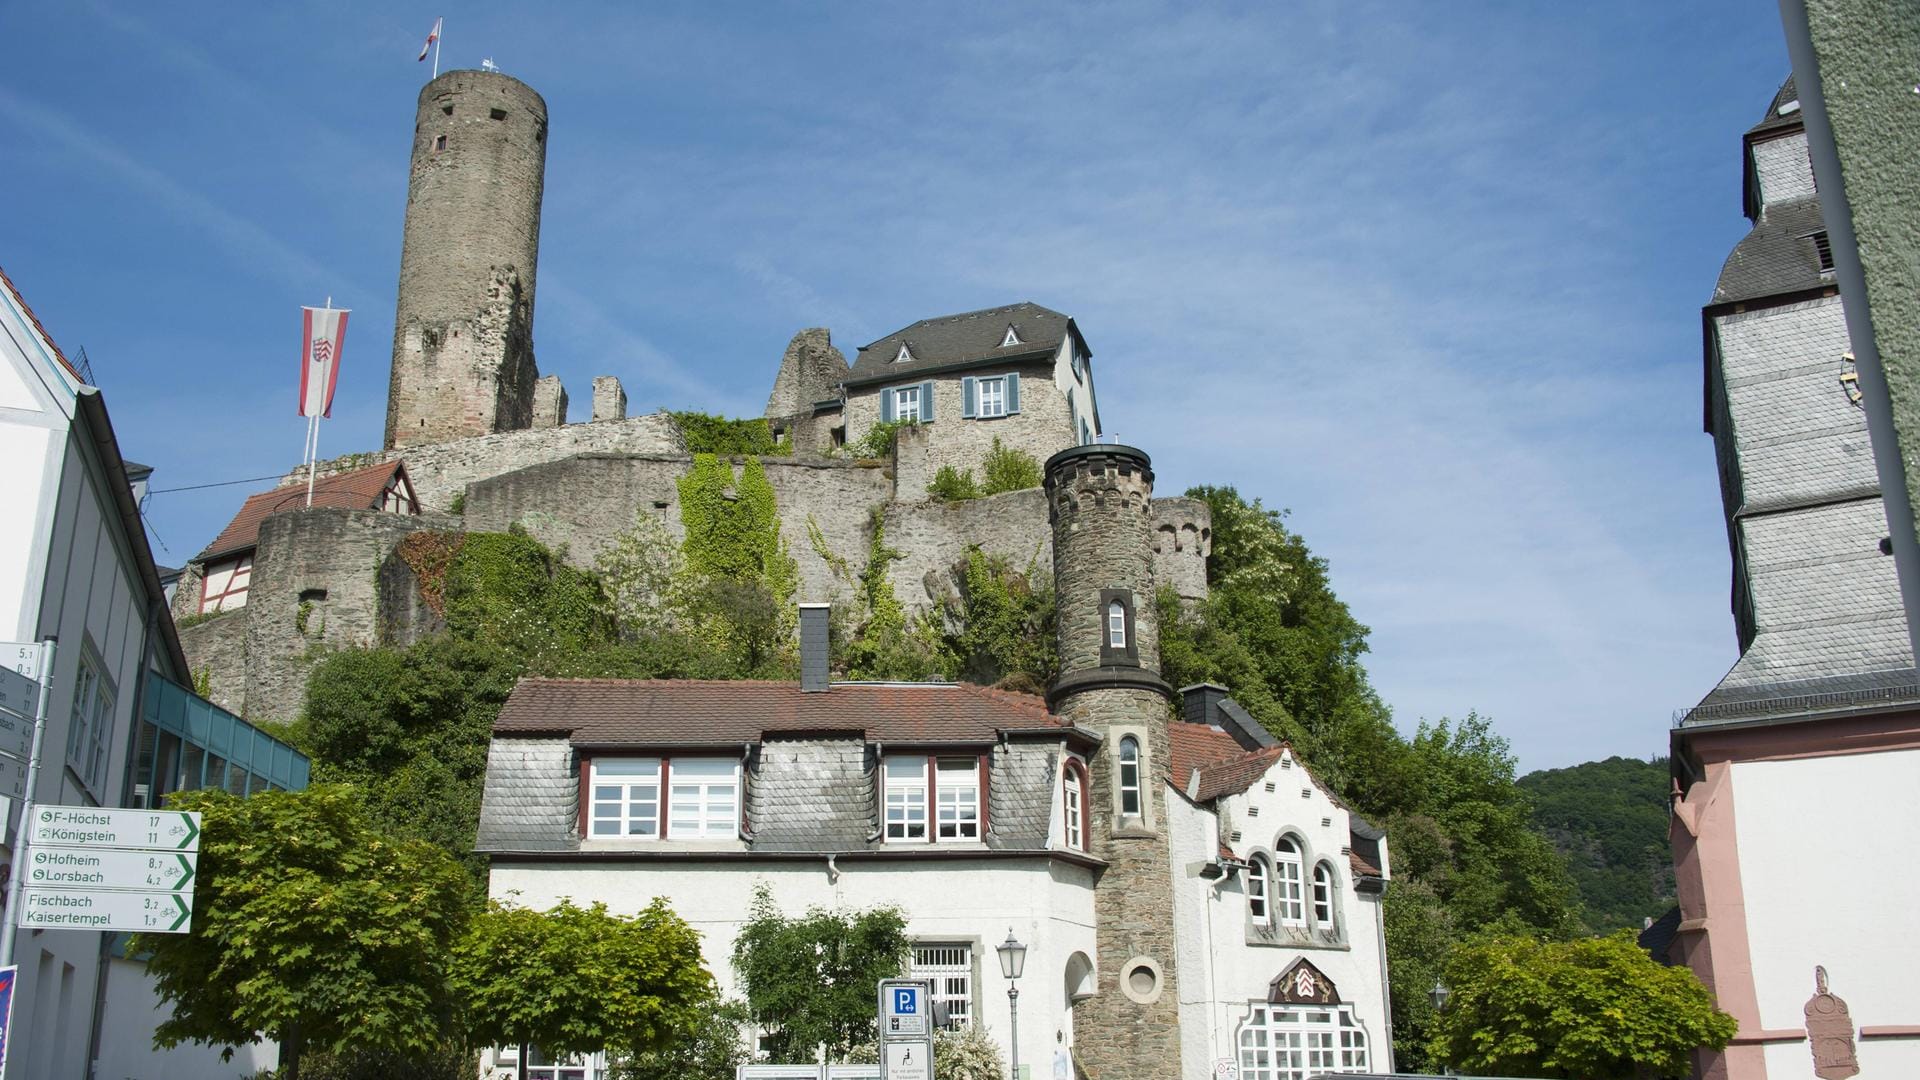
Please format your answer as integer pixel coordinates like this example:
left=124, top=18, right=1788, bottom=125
left=477, top=737, right=578, bottom=852
left=1749, top=76, right=1801, bottom=138
left=198, top=460, right=415, bottom=561
left=749, top=735, right=872, bottom=851
left=495, top=678, right=1065, bottom=745
left=1680, top=667, right=1920, bottom=728
left=1712, top=197, right=1829, bottom=306
left=1639, top=905, right=1682, bottom=966
left=988, top=742, right=1058, bottom=849
left=846, top=302, right=1081, bottom=385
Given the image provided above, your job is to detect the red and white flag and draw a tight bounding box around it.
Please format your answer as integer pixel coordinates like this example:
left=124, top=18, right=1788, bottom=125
left=299, top=306, right=349, bottom=418
left=417, top=18, right=441, bottom=62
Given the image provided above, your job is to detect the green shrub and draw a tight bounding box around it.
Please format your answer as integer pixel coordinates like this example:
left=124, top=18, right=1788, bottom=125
left=846, top=419, right=915, bottom=459
left=928, top=465, right=981, bottom=501
left=672, top=412, right=790, bottom=456
left=980, top=438, right=1042, bottom=495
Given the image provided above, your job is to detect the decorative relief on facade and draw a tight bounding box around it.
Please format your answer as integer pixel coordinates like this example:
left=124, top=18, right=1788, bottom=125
left=1804, top=965, right=1860, bottom=1079
left=1267, top=957, right=1339, bottom=1005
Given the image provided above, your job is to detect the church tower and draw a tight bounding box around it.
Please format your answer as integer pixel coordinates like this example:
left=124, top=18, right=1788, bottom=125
left=385, top=69, right=548, bottom=450
left=1045, top=443, right=1183, bottom=1079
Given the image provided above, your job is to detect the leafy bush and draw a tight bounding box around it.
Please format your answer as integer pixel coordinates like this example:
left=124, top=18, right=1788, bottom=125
left=979, top=438, right=1041, bottom=494
left=927, top=464, right=981, bottom=501
left=672, top=412, right=790, bottom=456
left=845, top=1025, right=1005, bottom=1080
left=731, top=884, right=909, bottom=1061
left=846, top=419, right=915, bottom=459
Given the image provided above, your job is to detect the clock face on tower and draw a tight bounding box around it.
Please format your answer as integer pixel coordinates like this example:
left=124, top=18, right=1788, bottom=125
left=1840, top=350, right=1863, bottom=407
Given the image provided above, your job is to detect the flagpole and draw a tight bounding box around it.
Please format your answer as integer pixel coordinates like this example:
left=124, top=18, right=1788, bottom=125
left=433, top=23, right=442, bottom=78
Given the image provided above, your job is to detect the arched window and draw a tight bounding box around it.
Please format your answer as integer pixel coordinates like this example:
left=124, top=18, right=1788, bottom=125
left=1062, top=762, right=1088, bottom=851
left=1274, top=837, right=1306, bottom=925
left=1247, top=855, right=1271, bottom=926
left=1107, top=600, right=1127, bottom=648
left=1312, top=863, right=1335, bottom=929
left=1118, top=737, right=1141, bottom=816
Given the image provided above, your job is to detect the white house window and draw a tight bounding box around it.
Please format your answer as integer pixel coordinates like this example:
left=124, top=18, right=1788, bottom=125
left=1000, top=325, right=1021, bottom=347
left=895, top=343, right=914, bottom=363
left=935, top=757, right=981, bottom=841
left=1238, top=1005, right=1369, bottom=1079
left=977, top=377, right=1006, bottom=417
left=1107, top=600, right=1127, bottom=648
left=1274, top=837, right=1306, bottom=925
left=893, top=385, right=922, bottom=422
left=1062, top=762, right=1086, bottom=850
left=1118, top=736, right=1141, bottom=816
left=666, top=758, right=739, bottom=839
left=1248, top=855, right=1271, bottom=926
left=589, top=758, right=661, bottom=837
left=1312, top=863, right=1335, bottom=929
left=885, top=755, right=929, bottom=840
left=911, top=943, right=973, bottom=1029
left=65, top=652, right=113, bottom=796
left=199, top=553, right=254, bottom=613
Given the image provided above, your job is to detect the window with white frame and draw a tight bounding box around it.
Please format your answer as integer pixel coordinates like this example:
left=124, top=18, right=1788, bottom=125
left=1237, top=1005, right=1370, bottom=1079
left=199, top=552, right=253, bottom=613
left=1312, top=863, right=1335, bottom=929
left=1107, top=600, right=1127, bottom=648
left=976, top=376, right=1007, bottom=418
left=666, top=758, right=739, bottom=838
left=892, top=384, right=922, bottom=422
left=885, top=755, right=929, bottom=841
left=935, top=757, right=981, bottom=841
left=1118, top=736, right=1142, bottom=816
left=1001, top=325, right=1021, bottom=348
left=1062, top=762, right=1086, bottom=850
left=1248, top=855, right=1271, bottom=926
left=491, top=1045, right=599, bottom=1080
left=1274, top=837, right=1306, bottom=925
left=65, top=652, right=114, bottom=797
left=589, top=757, right=661, bottom=837
left=911, top=942, right=973, bottom=1029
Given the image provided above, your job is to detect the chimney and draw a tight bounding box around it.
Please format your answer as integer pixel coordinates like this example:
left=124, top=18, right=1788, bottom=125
left=799, top=603, right=830, bottom=692
left=1180, top=683, right=1228, bottom=727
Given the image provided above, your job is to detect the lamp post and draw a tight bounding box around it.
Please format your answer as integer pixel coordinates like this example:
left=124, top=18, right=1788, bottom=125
left=1430, top=980, right=1451, bottom=1076
left=997, top=928, right=1028, bottom=1080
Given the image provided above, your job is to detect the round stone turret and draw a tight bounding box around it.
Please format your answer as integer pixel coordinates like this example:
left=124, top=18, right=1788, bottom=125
left=1043, top=442, right=1182, bottom=1080
left=386, top=69, right=548, bottom=450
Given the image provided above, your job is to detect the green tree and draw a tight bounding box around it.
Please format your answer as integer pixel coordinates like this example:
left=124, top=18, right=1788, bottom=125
left=927, top=464, right=982, bottom=501
left=1430, top=931, right=1736, bottom=1078
left=730, top=884, right=910, bottom=1061
left=978, top=438, right=1041, bottom=495
left=1520, top=756, right=1677, bottom=932
left=450, top=899, right=714, bottom=1066
left=936, top=547, right=1054, bottom=689
left=607, top=998, right=751, bottom=1080
left=135, top=786, right=472, bottom=1078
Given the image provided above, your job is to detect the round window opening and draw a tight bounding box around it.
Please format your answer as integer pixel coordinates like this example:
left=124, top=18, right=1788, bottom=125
left=1119, top=955, right=1163, bottom=1004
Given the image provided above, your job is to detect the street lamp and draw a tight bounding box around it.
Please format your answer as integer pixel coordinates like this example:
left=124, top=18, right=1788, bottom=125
left=997, top=929, right=1028, bottom=1080
left=1430, top=980, right=1451, bottom=1076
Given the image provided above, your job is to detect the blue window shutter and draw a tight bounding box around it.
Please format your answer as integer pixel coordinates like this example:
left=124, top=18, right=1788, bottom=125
left=921, top=381, right=935, bottom=422
left=880, top=388, right=895, bottom=423
left=962, top=377, right=977, bottom=418
left=1006, top=372, right=1021, bottom=414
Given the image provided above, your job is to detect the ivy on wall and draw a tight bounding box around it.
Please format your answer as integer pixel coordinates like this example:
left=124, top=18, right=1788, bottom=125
left=671, top=412, right=791, bottom=456
left=675, top=455, right=799, bottom=674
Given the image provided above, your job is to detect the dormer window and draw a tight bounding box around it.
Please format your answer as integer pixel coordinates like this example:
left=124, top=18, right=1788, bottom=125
left=1001, top=325, right=1021, bottom=348
left=895, top=343, right=914, bottom=364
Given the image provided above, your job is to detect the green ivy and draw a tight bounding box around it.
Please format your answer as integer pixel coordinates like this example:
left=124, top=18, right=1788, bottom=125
left=442, top=529, right=612, bottom=662
left=842, top=510, right=949, bottom=680
left=676, top=455, right=799, bottom=674
left=671, top=412, right=791, bottom=456
left=938, top=546, right=1054, bottom=688
left=845, top=418, right=914, bottom=459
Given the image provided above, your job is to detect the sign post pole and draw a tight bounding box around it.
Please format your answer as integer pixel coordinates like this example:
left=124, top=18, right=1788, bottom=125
left=0, top=640, right=54, bottom=971
left=877, top=978, right=936, bottom=1080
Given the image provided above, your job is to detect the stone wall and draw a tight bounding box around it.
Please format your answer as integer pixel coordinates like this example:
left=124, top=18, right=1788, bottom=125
left=387, top=70, right=548, bottom=449
left=591, top=376, right=626, bottom=422
left=532, top=375, right=567, bottom=428
left=286, top=411, right=686, bottom=515
left=176, top=609, right=248, bottom=715
left=463, top=453, right=893, bottom=605
left=845, top=358, right=1077, bottom=498
left=1151, top=496, right=1213, bottom=602
left=238, top=507, right=462, bottom=725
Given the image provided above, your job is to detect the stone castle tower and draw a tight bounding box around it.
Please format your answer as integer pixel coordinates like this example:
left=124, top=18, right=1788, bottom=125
left=1045, top=443, right=1183, bottom=1079
left=386, top=69, right=548, bottom=450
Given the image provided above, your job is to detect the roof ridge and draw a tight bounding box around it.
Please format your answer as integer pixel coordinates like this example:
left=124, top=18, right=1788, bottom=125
left=0, top=264, right=85, bottom=384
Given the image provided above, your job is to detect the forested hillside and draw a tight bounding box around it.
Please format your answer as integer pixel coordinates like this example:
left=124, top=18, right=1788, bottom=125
left=1519, top=755, right=1676, bottom=933
left=254, top=452, right=1589, bottom=1073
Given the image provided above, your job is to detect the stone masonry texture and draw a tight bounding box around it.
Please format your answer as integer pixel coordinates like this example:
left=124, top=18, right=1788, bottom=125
left=531, top=375, right=568, bottom=428
left=592, top=376, right=626, bottom=422
left=1046, top=445, right=1183, bottom=1079
left=387, top=70, right=547, bottom=449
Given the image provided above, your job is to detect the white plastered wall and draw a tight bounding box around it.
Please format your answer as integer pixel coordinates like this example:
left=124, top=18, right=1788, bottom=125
left=1733, top=748, right=1920, bottom=1078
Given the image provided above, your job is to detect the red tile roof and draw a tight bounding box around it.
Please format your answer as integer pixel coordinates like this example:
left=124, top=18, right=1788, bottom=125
left=1349, top=849, right=1384, bottom=878
left=495, top=679, right=1067, bottom=746
left=199, top=461, right=412, bottom=560
left=0, top=265, right=85, bottom=384
left=1170, top=723, right=1289, bottom=802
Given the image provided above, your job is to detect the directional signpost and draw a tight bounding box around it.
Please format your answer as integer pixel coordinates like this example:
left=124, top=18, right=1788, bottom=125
left=15, top=807, right=202, bottom=933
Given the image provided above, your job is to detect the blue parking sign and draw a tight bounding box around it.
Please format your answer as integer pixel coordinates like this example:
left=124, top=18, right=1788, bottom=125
left=892, top=986, right=918, bottom=1014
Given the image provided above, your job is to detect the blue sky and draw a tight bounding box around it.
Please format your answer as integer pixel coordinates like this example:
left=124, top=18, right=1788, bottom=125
left=0, top=3, right=1791, bottom=771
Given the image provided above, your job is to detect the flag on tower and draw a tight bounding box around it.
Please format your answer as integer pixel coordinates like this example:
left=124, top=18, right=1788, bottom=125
left=298, top=305, right=349, bottom=418
left=417, top=18, right=442, bottom=62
